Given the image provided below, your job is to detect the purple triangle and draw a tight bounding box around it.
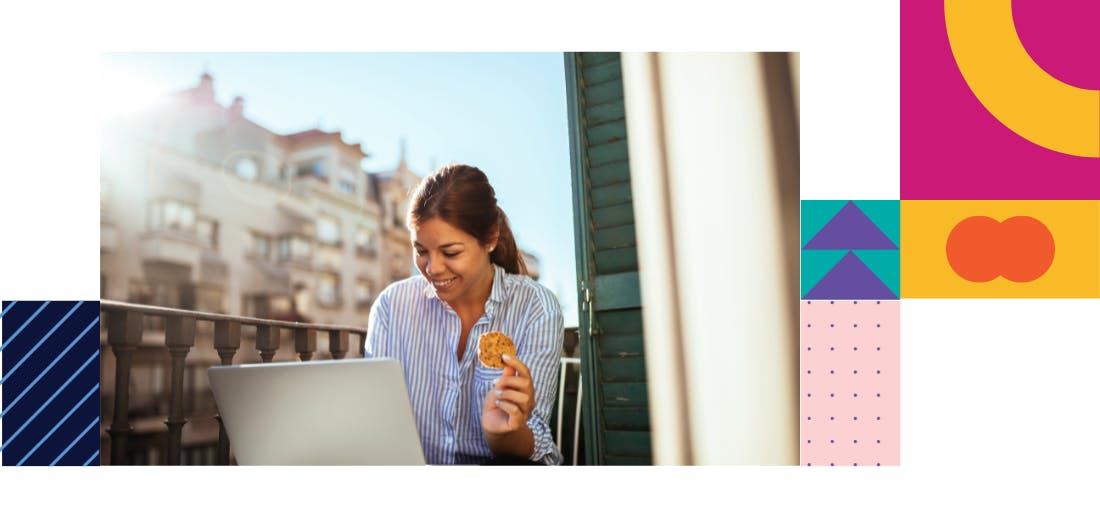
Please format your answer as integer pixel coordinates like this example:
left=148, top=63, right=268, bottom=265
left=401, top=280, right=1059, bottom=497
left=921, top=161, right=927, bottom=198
left=805, top=252, right=897, bottom=300
left=804, top=201, right=898, bottom=250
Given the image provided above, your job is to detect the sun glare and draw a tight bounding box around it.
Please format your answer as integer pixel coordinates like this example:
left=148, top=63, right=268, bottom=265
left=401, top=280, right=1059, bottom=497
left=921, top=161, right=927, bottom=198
left=100, top=63, right=169, bottom=121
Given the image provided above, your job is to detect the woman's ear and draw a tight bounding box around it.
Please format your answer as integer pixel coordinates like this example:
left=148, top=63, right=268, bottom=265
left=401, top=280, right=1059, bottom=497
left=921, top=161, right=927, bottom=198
left=487, top=227, right=500, bottom=253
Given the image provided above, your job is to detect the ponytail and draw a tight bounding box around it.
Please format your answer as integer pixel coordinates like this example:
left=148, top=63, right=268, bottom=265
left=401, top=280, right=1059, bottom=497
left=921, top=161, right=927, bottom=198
left=490, top=207, right=528, bottom=276
left=408, top=164, right=530, bottom=277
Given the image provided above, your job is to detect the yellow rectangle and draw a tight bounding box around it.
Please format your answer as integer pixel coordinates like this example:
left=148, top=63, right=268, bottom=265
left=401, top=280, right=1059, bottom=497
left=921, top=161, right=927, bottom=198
left=901, top=200, right=1099, bottom=298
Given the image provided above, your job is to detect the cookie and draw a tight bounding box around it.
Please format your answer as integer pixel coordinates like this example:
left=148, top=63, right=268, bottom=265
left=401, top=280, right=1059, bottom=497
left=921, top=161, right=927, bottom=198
left=477, top=331, right=516, bottom=369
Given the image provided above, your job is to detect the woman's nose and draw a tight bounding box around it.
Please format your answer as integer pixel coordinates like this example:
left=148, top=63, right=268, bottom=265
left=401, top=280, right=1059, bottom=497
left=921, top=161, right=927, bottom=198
left=426, top=254, right=446, bottom=276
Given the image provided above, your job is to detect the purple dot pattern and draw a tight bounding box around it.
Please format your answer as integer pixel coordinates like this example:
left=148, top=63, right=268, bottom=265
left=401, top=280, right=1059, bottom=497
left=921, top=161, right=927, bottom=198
left=801, top=299, right=899, bottom=466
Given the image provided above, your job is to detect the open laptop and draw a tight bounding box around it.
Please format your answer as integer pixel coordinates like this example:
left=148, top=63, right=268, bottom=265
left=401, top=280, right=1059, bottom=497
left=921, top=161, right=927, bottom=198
left=208, top=358, right=425, bottom=465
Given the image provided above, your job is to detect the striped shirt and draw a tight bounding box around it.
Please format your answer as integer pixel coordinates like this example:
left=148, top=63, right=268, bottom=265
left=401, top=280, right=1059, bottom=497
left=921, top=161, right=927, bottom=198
left=365, top=264, right=564, bottom=465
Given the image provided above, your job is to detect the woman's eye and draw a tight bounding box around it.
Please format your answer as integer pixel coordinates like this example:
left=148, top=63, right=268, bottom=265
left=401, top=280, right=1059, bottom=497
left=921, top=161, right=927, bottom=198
left=443, top=252, right=459, bottom=258
left=414, top=249, right=427, bottom=256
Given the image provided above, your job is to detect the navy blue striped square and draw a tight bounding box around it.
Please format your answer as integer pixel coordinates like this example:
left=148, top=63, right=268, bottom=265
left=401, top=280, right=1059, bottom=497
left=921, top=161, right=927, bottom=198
left=1, top=301, right=101, bottom=466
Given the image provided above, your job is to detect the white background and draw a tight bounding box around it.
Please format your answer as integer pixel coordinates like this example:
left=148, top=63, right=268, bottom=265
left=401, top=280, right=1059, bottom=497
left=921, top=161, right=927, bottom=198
left=2, top=0, right=1095, bottom=515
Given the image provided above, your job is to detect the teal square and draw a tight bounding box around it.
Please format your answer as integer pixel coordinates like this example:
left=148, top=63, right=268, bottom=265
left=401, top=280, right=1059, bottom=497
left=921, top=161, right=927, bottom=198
left=801, top=200, right=900, bottom=299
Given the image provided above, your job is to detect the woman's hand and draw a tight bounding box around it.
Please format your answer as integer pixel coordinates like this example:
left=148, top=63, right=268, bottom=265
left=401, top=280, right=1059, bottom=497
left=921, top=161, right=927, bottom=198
left=481, top=354, right=536, bottom=456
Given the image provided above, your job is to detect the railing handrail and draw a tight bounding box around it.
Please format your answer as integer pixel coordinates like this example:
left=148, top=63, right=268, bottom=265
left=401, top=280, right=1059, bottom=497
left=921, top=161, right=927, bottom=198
left=99, top=299, right=367, bottom=334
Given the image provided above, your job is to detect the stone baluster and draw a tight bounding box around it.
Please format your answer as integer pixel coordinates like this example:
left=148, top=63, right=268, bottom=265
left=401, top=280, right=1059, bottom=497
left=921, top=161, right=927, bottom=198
left=164, top=315, right=195, bottom=465
left=328, top=330, right=349, bottom=360
left=256, top=324, right=280, bottom=363
left=294, top=328, right=316, bottom=362
left=213, top=320, right=241, bottom=465
left=107, top=308, right=143, bottom=465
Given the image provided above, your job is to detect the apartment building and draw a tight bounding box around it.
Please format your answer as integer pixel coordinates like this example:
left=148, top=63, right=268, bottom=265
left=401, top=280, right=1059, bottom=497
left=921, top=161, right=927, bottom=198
left=100, top=73, right=418, bottom=329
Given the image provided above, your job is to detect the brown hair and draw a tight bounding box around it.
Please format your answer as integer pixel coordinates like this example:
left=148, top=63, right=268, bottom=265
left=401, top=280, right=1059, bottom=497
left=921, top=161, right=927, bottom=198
left=407, top=164, right=528, bottom=276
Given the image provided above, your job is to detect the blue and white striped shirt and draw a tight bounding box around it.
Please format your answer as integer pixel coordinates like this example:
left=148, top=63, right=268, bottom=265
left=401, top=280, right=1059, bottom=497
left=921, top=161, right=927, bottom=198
left=365, top=264, right=564, bottom=465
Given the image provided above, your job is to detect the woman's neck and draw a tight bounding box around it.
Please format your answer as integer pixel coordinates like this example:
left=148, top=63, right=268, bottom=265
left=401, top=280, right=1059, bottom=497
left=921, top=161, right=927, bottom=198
left=447, top=264, right=495, bottom=321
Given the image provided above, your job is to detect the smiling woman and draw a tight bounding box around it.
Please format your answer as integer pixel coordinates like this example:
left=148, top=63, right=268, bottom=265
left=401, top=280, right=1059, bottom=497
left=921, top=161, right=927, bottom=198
left=364, top=164, right=564, bottom=465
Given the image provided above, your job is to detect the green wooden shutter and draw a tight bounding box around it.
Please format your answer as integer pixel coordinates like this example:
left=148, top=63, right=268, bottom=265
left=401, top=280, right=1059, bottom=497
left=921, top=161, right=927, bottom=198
left=565, top=52, right=652, bottom=466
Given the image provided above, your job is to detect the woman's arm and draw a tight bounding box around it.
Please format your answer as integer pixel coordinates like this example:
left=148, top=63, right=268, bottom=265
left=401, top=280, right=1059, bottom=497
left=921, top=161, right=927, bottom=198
left=481, top=295, right=564, bottom=464
left=363, top=288, right=392, bottom=359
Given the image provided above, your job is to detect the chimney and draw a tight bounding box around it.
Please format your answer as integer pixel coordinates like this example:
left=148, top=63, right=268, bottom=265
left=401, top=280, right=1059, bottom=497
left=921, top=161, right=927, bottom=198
left=229, top=96, right=244, bottom=117
left=193, top=72, right=215, bottom=102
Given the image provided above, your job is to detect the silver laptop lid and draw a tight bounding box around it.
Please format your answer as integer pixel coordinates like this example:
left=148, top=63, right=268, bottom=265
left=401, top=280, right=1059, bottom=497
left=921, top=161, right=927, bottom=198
left=208, top=358, right=425, bottom=466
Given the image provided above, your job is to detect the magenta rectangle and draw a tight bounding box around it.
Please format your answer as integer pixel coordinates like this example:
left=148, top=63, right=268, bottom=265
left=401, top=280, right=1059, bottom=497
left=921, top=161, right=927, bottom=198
left=901, top=0, right=1100, bottom=200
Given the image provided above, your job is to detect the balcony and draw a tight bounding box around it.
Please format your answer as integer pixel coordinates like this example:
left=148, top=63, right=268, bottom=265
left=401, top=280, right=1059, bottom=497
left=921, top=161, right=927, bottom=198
left=141, top=229, right=204, bottom=268
left=98, top=300, right=583, bottom=465
left=276, top=254, right=313, bottom=271
left=355, top=243, right=378, bottom=258
left=240, top=257, right=290, bottom=293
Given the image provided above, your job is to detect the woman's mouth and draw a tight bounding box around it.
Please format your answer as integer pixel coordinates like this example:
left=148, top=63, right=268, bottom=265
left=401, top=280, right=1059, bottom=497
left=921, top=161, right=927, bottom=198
left=432, top=277, right=457, bottom=289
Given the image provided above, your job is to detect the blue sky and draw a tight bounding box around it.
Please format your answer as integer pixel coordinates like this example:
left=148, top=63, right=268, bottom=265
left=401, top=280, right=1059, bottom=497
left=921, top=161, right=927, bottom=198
left=101, top=52, right=579, bottom=326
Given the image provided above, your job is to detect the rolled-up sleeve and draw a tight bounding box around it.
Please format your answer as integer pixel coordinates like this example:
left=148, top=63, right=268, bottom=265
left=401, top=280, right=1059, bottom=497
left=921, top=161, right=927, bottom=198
left=519, top=296, right=565, bottom=465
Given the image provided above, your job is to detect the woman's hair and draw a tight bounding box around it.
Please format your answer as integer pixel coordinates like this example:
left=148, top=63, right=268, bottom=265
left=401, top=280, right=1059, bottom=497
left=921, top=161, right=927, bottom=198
left=407, top=164, right=528, bottom=276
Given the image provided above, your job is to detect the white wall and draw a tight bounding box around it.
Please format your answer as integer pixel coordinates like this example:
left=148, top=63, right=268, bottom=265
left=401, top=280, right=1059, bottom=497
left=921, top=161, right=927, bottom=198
left=624, top=52, right=799, bottom=465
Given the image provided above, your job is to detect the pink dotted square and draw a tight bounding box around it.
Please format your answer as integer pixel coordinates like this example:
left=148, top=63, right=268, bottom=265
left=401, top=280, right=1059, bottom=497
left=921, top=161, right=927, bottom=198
left=800, top=300, right=899, bottom=466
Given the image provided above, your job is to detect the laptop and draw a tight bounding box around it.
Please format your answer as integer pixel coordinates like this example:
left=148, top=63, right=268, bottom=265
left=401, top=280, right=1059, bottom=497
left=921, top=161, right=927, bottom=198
left=208, top=358, right=426, bottom=465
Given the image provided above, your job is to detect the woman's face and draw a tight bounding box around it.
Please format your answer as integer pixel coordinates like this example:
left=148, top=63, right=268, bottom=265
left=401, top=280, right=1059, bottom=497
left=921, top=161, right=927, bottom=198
left=412, top=217, right=497, bottom=308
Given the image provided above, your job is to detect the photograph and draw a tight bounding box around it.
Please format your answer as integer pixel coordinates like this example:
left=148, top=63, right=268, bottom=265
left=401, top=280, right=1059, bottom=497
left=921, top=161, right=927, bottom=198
left=95, top=51, right=801, bottom=466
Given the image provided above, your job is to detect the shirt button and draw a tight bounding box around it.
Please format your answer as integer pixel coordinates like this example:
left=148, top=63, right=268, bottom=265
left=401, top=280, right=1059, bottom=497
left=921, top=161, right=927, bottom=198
left=445, top=436, right=454, bottom=445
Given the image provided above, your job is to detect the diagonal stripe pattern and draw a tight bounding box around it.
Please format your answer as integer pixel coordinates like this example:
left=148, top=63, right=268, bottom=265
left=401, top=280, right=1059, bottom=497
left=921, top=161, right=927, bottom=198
left=2, top=301, right=101, bottom=466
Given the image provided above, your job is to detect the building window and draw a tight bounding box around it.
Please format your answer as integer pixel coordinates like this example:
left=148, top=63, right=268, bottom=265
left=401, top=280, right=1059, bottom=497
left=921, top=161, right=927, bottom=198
left=317, top=215, right=342, bottom=246
left=197, top=218, right=219, bottom=249
left=249, top=231, right=271, bottom=259
left=355, top=279, right=373, bottom=309
left=195, top=285, right=226, bottom=314
left=354, top=225, right=375, bottom=256
left=128, top=279, right=153, bottom=305
left=278, top=234, right=312, bottom=262
left=233, top=157, right=256, bottom=181
left=339, top=165, right=358, bottom=195
left=244, top=294, right=276, bottom=319
left=295, top=159, right=327, bottom=180
left=149, top=199, right=197, bottom=233
left=391, top=201, right=402, bottom=228
left=318, top=272, right=340, bottom=307
left=235, top=157, right=258, bottom=181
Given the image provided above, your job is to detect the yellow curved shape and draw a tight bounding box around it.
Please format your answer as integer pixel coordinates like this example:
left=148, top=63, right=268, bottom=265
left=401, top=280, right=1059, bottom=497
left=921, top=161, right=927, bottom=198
left=944, top=0, right=1099, bottom=157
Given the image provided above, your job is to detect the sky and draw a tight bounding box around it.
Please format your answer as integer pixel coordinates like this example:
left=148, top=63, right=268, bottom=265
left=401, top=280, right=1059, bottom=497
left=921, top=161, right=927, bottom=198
left=101, top=52, right=580, bottom=326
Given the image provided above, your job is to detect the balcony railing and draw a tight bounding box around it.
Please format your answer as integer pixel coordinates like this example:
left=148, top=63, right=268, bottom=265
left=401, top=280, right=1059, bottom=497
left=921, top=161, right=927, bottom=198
left=99, top=300, right=583, bottom=465
left=100, top=300, right=367, bottom=465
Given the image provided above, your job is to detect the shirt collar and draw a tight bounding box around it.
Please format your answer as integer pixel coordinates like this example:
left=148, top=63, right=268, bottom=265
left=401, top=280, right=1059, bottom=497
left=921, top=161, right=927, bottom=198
left=487, top=263, right=506, bottom=304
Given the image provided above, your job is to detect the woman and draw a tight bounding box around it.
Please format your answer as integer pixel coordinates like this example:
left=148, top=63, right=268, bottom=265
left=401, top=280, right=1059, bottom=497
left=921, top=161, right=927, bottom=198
left=365, top=164, right=564, bottom=465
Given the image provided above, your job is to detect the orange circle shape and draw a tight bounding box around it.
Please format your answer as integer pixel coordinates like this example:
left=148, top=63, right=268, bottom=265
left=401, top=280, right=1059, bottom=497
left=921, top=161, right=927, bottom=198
left=945, top=216, right=1055, bottom=283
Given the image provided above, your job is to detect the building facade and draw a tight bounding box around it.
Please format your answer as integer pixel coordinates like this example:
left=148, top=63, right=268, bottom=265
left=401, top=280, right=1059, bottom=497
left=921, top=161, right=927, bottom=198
left=101, top=73, right=419, bottom=329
